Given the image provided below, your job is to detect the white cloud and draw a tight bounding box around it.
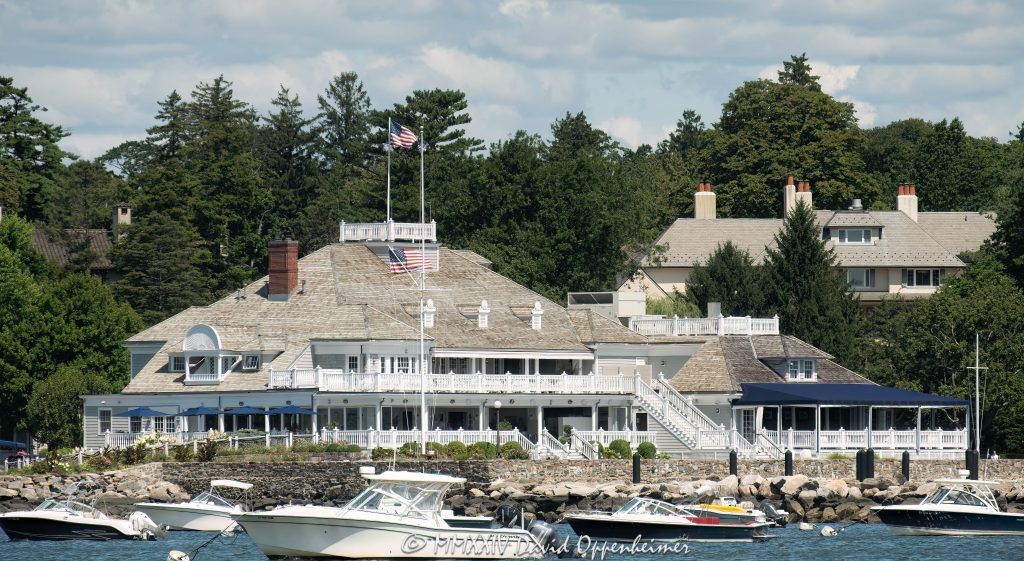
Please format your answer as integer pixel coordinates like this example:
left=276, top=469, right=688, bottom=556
left=842, top=97, right=878, bottom=127
left=61, top=132, right=145, bottom=160
left=597, top=116, right=669, bottom=149
left=757, top=60, right=860, bottom=95
left=498, top=0, right=549, bottom=18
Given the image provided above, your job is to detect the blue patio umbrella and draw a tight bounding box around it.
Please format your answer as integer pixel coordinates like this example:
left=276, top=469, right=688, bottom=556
left=266, top=405, right=315, bottom=415
left=224, top=406, right=267, bottom=415
left=178, top=406, right=223, bottom=416
left=113, top=407, right=173, bottom=417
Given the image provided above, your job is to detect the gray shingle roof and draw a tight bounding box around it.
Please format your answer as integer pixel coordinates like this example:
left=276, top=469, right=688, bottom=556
left=646, top=209, right=981, bottom=269
left=670, top=335, right=872, bottom=393
left=32, top=229, right=113, bottom=270
left=122, top=243, right=648, bottom=394
left=916, top=212, right=996, bottom=256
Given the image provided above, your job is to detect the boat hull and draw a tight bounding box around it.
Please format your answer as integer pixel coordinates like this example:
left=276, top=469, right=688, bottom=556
left=134, top=503, right=238, bottom=532
left=875, top=507, right=1024, bottom=536
left=0, top=515, right=137, bottom=541
left=565, top=515, right=769, bottom=543
left=233, top=509, right=544, bottom=559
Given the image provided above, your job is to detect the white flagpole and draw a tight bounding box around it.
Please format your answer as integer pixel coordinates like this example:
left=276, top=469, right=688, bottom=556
left=386, top=118, right=392, bottom=225
left=419, top=126, right=427, bottom=455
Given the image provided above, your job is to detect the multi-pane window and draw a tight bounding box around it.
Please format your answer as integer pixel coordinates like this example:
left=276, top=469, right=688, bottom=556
left=845, top=268, right=876, bottom=289
left=170, top=356, right=185, bottom=372
left=98, top=409, right=111, bottom=434
left=347, top=355, right=359, bottom=373
left=787, top=359, right=815, bottom=380
left=221, top=356, right=235, bottom=373
left=395, top=356, right=411, bottom=374
left=902, top=268, right=944, bottom=287
left=243, top=354, right=261, bottom=370
left=837, top=229, right=872, bottom=244
left=130, top=416, right=142, bottom=433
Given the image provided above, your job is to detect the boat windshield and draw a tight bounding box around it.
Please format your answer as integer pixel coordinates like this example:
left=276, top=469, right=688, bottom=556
left=344, top=481, right=449, bottom=519
left=923, top=485, right=997, bottom=509
left=619, top=498, right=690, bottom=517
left=191, top=491, right=235, bottom=508
left=35, top=499, right=101, bottom=517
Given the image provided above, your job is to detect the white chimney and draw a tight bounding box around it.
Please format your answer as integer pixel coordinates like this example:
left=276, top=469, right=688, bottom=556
left=795, top=180, right=813, bottom=211
left=531, top=301, right=544, bottom=330
left=694, top=181, right=716, bottom=220
left=783, top=176, right=796, bottom=216
left=113, top=204, right=131, bottom=239
left=478, top=300, right=490, bottom=328
left=423, top=298, right=436, bottom=328
left=897, top=183, right=919, bottom=222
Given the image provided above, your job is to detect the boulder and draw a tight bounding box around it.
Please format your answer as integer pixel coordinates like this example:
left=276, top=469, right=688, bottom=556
left=147, top=482, right=182, bottom=503
left=834, top=501, right=861, bottom=520
left=797, top=490, right=818, bottom=509
left=0, top=488, right=18, bottom=499
left=860, top=477, right=891, bottom=491
left=846, top=486, right=862, bottom=499
left=568, top=486, right=598, bottom=499
left=468, top=488, right=486, bottom=498
left=820, top=506, right=838, bottom=523
left=783, top=496, right=804, bottom=519
left=740, top=474, right=763, bottom=487
left=778, top=475, right=809, bottom=496
left=19, top=487, right=38, bottom=501
left=822, top=479, right=848, bottom=499
left=716, top=475, right=739, bottom=498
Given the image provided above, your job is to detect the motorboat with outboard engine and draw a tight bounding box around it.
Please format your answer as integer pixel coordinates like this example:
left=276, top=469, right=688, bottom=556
left=687, top=496, right=768, bottom=524
left=135, top=479, right=252, bottom=531
left=872, top=478, right=1024, bottom=536
left=563, top=497, right=771, bottom=542
left=231, top=468, right=552, bottom=558
left=0, top=498, right=163, bottom=541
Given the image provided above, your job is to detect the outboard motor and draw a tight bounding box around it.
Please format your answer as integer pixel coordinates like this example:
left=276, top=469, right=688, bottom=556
left=527, top=520, right=561, bottom=555
left=758, top=500, right=788, bottom=528
left=129, top=511, right=166, bottom=540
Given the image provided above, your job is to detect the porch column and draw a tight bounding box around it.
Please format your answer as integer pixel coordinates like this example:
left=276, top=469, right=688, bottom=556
left=478, top=403, right=486, bottom=430
left=867, top=406, right=873, bottom=448
left=217, top=413, right=225, bottom=432
left=536, top=405, right=544, bottom=440
left=777, top=405, right=782, bottom=434
left=815, top=404, right=821, bottom=455
left=312, top=406, right=318, bottom=433
left=591, top=403, right=599, bottom=431
left=525, top=358, right=531, bottom=375
left=535, top=358, right=540, bottom=374
left=375, top=401, right=383, bottom=430
left=916, top=407, right=922, bottom=453
left=264, top=409, right=270, bottom=432
left=594, top=356, right=600, bottom=376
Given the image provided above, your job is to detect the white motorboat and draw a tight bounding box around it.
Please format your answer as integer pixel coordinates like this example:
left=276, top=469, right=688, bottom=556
left=231, top=469, right=548, bottom=558
left=564, top=497, right=771, bottom=543
left=0, top=498, right=163, bottom=541
left=872, top=478, right=1024, bottom=536
left=687, top=496, right=768, bottom=524
left=135, top=479, right=252, bottom=531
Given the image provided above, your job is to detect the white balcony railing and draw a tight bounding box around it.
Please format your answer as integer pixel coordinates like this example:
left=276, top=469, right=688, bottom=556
left=628, top=315, right=779, bottom=337
left=764, top=427, right=968, bottom=451
left=268, top=369, right=635, bottom=394
left=572, top=429, right=655, bottom=447
left=340, top=220, right=437, bottom=243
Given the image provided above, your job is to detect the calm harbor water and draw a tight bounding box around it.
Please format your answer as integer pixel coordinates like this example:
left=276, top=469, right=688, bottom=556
left=1, top=523, right=1020, bottom=561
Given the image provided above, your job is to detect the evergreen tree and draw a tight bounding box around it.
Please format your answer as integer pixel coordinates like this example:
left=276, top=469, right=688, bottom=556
left=0, top=76, right=74, bottom=219
left=685, top=241, right=766, bottom=316
left=317, top=72, right=374, bottom=175
left=49, top=160, right=126, bottom=229
left=111, top=214, right=215, bottom=325
left=777, top=53, right=821, bottom=91
left=915, top=118, right=979, bottom=211
left=258, top=86, right=319, bottom=234
left=762, top=200, right=861, bottom=360
left=657, top=109, right=706, bottom=158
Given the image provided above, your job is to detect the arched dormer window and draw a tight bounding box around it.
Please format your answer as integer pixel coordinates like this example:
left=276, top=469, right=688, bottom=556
left=183, top=324, right=238, bottom=384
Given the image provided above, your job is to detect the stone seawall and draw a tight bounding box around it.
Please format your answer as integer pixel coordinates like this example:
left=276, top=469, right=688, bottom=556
left=2, top=459, right=1022, bottom=523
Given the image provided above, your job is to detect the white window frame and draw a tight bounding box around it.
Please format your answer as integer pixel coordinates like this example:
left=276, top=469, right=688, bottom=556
left=130, top=416, right=142, bottom=433
left=170, top=355, right=185, bottom=372
left=903, top=268, right=944, bottom=287
left=845, top=268, right=875, bottom=289
left=837, top=229, right=872, bottom=244
left=98, top=408, right=111, bottom=434
left=395, top=356, right=411, bottom=374
left=786, top=359, right=816, bottom=381
left=243, top=354, right=262, bottom=371
left=347, top=355, right=360, bottom=373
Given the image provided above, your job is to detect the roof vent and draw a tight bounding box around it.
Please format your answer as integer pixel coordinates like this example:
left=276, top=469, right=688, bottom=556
left=849, top=199, right=863, bottom=211
left=531, top=301, right=544, bottom=330
left=478, top=300, right=490, bottom=329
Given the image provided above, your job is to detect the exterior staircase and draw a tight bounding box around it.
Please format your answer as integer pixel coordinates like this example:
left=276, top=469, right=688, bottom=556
left=532, top=430, right=585, bottom=460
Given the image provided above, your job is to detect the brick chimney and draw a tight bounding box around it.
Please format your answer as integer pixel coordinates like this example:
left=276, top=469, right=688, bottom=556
left=268, top=238, right=299, bottom=301
left=783, top=176, right=796, bottom=216
left=897, top=183, right=918, bottom=222
left=694, top=181, right=716, bottom=220
left=112, top=203, right=131, bottom=239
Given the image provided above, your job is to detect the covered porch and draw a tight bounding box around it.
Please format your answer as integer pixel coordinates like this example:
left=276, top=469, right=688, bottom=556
left=733, top=383, right=969, bottom=458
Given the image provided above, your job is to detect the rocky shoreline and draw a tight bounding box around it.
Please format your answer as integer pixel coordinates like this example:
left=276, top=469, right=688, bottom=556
left=2, top=460, right=1023, bottom=523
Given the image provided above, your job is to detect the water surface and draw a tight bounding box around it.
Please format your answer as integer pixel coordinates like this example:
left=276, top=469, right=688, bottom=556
left=1, top=522, right=1018, bottom=560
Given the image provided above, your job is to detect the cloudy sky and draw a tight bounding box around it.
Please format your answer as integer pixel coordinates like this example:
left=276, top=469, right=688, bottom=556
left=2, top=0, right=1023, bottom=158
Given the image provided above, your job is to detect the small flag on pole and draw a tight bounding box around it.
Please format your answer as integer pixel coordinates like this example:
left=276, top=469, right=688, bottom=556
left=389, top=120, right=418, bottom=149
left=389, top=247, right=432, bottom=273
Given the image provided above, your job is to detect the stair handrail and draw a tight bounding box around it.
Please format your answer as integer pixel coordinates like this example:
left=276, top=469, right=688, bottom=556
left=569, top=430, right=599, bottom=460
left=539, top=429, right=570, bottom=457
left=755, top=429, right=784, bottom=459
left=632, top=374, right=698, bottom=448
left=654, top=374, right=724, bottom=434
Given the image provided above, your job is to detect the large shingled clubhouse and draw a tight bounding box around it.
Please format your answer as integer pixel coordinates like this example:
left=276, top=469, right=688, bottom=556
left=82, top=219, right=970, bottom=458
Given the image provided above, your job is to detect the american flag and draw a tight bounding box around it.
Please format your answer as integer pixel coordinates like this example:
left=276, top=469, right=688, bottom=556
left=389, top=247, right=432, bottom=273
left=389, top=119, right=418, bottom=149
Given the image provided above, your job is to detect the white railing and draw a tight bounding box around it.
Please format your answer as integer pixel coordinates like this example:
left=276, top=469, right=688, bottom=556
left=654, top=375, right=723, bottom=434
left=184, top=371, right=222, bottom=384
left=569, top=431, right=599, bottom=459
left=538, top=430, right=571, bottom=457
left=270, top=369, right=635, bottom=394
left=627, top=315, right=780, bottom=337
left=369, top=428, right=534, bottom=451
left=103, top=430, right=213, bottom=449
left=340, top=220, right=437, bottom=243
left=572, top=429, right=655, bottom=448
left=765, top=428, right=969, bottom=451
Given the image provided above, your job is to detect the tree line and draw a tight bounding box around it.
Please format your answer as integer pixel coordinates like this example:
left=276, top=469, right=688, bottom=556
left=2, top=54, right=1024, bottom=451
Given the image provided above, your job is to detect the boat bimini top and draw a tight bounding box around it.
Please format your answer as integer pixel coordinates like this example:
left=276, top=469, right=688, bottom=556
left=617, top=497, right=693, bottom=517
left=344, top=471, right=465, bottom=520
left=921, top=480, right=1002, bottom=510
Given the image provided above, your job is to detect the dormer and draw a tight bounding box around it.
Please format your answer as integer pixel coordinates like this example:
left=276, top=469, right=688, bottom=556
left=423, top=299, right=436, bottom=328
left=823, top=206, right=882, bottom=245
left=180, top=324, right=239, bottom=385
left=531, top=301, right=543, bottom=330
left=785, top=358, right=817, bottom=382
left=478, top=300, right=490, bottom=328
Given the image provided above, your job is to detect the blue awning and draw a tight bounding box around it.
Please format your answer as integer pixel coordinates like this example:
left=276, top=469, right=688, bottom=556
left=734, top=383, right=968, bottom=407
left=0, top=440, right=28, bottom=449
